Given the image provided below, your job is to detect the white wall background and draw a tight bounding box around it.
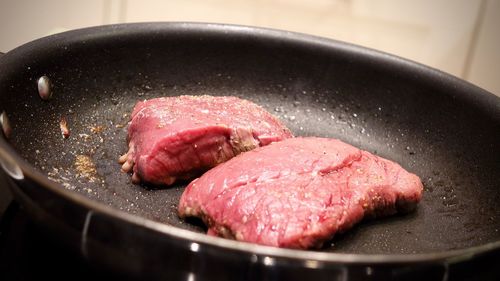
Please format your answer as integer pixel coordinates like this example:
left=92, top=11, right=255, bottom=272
left=0, top=0, right=499, bottom=96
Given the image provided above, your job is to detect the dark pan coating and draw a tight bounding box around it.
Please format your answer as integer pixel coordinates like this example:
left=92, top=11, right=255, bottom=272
left=0, top=24, right=498, bottom=255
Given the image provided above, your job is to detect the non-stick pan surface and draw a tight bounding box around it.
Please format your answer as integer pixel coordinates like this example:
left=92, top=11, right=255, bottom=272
left=0, top=23, right=498, bottom=263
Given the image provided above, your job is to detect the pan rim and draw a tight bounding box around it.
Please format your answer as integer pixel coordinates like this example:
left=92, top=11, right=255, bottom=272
left=5, top=147, right=500, bottom=265
left=0, top=21, right=499, bottom=265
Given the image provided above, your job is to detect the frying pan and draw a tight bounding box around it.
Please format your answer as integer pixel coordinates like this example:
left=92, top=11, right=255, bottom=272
left=0, top=23, right=499, bottom=280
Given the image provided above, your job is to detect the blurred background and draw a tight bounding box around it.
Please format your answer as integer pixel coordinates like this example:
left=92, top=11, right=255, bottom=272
left=0, top=0, right=499, bottom=96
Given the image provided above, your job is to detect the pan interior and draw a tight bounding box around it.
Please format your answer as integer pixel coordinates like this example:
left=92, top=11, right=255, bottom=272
left=0, top=25, right=498, bottom=254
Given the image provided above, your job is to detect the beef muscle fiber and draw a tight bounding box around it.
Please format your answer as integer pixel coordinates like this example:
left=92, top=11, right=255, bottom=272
left=179, top=137, right=423, bottom=249
left=119, top=95, right=292, bottom=185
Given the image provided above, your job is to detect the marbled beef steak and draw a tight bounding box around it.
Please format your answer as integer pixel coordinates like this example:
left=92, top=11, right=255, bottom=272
left=179, top=137, right=423, bottom=249
left=120, top=95, right=293, bottom=185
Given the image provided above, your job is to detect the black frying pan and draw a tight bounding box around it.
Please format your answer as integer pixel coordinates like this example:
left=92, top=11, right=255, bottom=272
left=0, top=23, right=499, bottom=280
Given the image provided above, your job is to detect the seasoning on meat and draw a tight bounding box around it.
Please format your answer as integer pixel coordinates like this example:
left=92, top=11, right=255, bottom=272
left=178, top=137, right=423, bottom=249
left=119, top=95, right=293, bottom=186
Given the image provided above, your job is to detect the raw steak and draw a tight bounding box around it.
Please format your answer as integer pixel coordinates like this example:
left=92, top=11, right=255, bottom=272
left=178, top=137, right=423, bottom=249
left=119, top=95, right=293, bottom=185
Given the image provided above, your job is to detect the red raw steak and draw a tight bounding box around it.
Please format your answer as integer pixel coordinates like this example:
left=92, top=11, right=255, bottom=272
left=179, top=137, right=423, bottom=249
left=119, top=95, right=292, bottom=185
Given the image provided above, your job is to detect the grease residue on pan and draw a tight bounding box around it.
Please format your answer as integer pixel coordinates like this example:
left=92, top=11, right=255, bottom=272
left=1, top=34, right=498, bottom=254
left=5, top=79, right=497, bottom=254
